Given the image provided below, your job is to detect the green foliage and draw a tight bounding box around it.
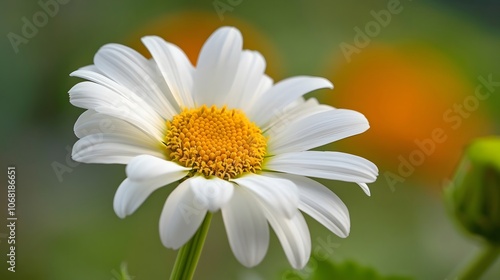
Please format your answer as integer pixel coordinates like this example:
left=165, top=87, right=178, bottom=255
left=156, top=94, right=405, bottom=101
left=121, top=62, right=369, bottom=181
left=115, top=262, right=134, bottom=280
left=282, top=257, right=413, bottom=280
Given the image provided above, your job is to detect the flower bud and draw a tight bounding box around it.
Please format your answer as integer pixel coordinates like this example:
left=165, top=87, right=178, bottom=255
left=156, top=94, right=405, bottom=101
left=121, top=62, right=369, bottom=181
left=445, top=137, right=500, bottom=244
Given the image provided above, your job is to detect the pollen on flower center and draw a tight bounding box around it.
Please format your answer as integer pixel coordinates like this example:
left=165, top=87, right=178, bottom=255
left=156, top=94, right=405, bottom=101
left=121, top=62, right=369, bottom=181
left=164, top=105, right=267, bottom=180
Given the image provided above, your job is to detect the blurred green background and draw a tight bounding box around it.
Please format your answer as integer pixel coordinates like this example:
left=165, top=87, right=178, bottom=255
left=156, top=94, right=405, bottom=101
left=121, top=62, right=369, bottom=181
left=1, top=0, right=499, bottom=279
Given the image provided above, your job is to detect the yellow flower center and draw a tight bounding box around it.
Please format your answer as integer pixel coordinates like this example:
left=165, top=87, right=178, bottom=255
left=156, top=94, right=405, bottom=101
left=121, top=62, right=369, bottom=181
left=164, top=105, right=267, bottom=180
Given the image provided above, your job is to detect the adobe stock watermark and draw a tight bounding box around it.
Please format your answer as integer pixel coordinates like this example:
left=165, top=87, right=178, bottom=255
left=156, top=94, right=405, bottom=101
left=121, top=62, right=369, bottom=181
left=51, top=145, right=80, bottom=183
left=53, top=73, right=160, bottom=182
left=51, top=117, right=116, bottom=183
left=384, top=74, right=500, bottom=191
left=282, top=235, right=340, bottom=280
left=7, top=0, right=71, bottom=54
left=339, top=0, right=413, bottom=63
left=177, top=180, right=231, bottom=225
left=213, top=0, right=243, bottom=21
left=266, top=105, right=295, bottom=136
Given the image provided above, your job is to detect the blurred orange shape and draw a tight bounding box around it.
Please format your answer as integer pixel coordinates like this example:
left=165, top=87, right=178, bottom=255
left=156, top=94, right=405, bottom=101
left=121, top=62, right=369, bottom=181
left=324, top=44, right=493, bottom=187
left=127, top=10, right=283, bottom=80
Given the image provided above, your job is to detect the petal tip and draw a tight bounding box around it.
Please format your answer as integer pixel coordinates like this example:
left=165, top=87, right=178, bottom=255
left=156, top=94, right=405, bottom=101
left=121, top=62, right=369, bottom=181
left=358, top=183, right=371, bottom=196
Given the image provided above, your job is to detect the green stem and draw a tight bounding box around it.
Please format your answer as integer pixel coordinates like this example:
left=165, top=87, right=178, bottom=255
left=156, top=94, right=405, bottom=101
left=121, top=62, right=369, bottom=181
left=460, top=243, right=500, bottom=280
left=169, top=212, right=213, bottom=280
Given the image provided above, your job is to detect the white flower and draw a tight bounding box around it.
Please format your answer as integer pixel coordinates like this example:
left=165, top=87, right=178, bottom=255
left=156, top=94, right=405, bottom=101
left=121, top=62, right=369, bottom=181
left=69, top=26, right=378, bottom=269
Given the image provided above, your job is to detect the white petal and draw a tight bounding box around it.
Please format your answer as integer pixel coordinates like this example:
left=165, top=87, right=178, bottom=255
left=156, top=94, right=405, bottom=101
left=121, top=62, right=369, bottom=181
left=74, top=110, right=159, bottom=146
left=272, top=173, right=350, bottom=238
left=93, top=43, right=178, bottom=118
left=160, top=178, right=208, bottom=249
left=267, top=109, right=369, bottom=154
left=248, top=76, right=333, bottom=126
left=189, top=176, right=234, bottom=212
left=70, top=67, right=157, bottom=114
left=72, top=134, right=165, bottom=164
left=232, top=173, right=298, bottom=219
left=265, top=151, right=378, bottom=195
left=264, top=209, right=311, bottom=269
left=69, top=81, right=165, bottom=140
left=148, top=58, right=182, bottom=110
left=125, top=155, right=189, bottom=181
left=141, top=36, right=195, bottom=108
left=221, top=187, right=269, bottom=267
left=113, top=156, right=188, bottom=218
left=357, top=183, right=371, bottom=196
left=225, top=50, right=266, bottom=110
left=253, top=75, right=273, bottom=103
left=193, top=27, right=242, bottom=106
left=113, top=176, right=171, bottom=219
left=263, top=97, right=331, bottom=134
left=76, top=64, right=101, bottom=73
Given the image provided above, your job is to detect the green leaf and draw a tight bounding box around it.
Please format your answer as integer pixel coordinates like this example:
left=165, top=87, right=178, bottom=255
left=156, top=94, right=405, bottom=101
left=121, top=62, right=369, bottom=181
left=282, top=258, right=413, bottom=280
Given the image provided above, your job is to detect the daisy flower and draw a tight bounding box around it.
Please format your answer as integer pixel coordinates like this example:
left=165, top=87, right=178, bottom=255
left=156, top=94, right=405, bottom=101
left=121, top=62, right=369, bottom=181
left=69, top=26, right=378, bottom=269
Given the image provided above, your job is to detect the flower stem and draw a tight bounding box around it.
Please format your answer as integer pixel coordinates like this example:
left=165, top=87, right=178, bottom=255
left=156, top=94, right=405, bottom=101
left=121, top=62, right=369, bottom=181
left=460, top=243, right=500, bottom=280
left=169, top=212, right=212, bottom=280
